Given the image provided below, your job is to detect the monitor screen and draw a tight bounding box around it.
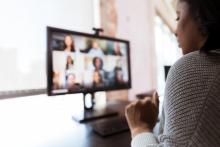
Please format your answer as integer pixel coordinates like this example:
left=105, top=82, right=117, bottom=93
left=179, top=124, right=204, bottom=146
left=47, top=27, right=131, bottom=95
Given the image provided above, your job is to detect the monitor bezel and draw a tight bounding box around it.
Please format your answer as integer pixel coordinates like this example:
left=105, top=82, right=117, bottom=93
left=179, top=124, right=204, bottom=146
left=47, top=26, right=132, bottom=96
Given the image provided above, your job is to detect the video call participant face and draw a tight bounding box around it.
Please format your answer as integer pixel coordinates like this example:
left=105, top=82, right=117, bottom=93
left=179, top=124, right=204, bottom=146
left=93, top=57, right=103, bottom=70
left=114, top=43, right=122, bottom=56
left=116, top=70, right=124, bottom=83
left=66, top=74, right=76, bottom=89
left=67, top=56, right=73, bottom=64
left=92, top=41, right=99, bottom=49
left=64, top=35, right=75, bottom=52
left=93, top=71, right=103, bottom=84
left=66, top=56, right=74, bottom=70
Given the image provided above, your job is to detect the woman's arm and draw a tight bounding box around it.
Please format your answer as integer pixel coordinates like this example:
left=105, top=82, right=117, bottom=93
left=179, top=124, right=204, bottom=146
left=125, top=92, right=160, bottom=146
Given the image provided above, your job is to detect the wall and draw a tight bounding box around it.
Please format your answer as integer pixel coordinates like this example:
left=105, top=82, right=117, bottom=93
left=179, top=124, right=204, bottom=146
left=114, top=0, right=157, bottom=99
left=0, top=0, right=94, bottom=92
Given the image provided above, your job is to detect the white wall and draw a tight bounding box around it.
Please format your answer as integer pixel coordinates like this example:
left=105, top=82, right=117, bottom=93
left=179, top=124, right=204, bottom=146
left=115, top=0, right=157, bottom=99
left=0, top=0, right=94, bottom=91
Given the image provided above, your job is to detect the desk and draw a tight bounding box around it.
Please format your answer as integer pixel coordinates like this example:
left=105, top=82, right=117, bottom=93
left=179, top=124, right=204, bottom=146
left=0, top=94, right=131, bottom=147
left=70, top=101, right=131, bottom=147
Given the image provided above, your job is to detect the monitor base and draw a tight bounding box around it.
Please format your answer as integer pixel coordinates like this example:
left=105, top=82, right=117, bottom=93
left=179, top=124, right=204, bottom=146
left=72, top=108, right=118, bottom=123
left=73, top=92, right=118, bottom=123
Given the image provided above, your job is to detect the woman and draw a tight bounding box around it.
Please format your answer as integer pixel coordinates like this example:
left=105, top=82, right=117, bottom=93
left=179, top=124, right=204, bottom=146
left=88, top=41, right=104, bottom=57
left=93, top=57, right=103, bottom=70
left=92, top=57, right=103, bottom=70
left=63, top=35, right=75, bottom=52
left=66, top=73, right=76, bottom=89
left=114, top=67, right=125, bottom=86
left=92, top=57, right=106, bottom=80
left=93, top=70, right=104, bottom=88
left=113, top=43, right=123, bottom=56
left=66, top=55, right=74, bottom=70
left=125, top=0, right=220, bottom=146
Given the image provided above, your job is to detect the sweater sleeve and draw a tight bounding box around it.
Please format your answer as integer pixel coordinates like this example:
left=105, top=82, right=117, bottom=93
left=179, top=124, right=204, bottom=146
left=131, top=132, right=158, bottom=147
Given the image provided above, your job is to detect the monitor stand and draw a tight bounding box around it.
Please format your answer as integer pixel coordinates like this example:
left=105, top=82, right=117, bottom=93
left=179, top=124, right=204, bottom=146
left=72, top=92, right=118, bottom=123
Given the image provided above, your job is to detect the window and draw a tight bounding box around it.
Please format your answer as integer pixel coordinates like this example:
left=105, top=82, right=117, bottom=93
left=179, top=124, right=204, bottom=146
left=0, top=0, right=94, bottom=96
left=154, top=16, right=181, bottom=95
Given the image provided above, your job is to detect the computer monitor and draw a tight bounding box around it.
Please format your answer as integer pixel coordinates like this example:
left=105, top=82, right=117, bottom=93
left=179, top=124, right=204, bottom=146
left=47, top=27, right=131, bottom=122
left=164, top=65, right=171, bottom=81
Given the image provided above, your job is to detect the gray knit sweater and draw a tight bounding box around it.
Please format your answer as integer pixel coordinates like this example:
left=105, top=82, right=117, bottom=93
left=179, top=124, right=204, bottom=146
left=131, top=50, right=220, bottom=147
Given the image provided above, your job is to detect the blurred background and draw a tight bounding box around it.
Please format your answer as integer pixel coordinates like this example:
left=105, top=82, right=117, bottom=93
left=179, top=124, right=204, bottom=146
left=0, top=0, right=181, bottom=100
left=0, top=0, right=183, bottom=146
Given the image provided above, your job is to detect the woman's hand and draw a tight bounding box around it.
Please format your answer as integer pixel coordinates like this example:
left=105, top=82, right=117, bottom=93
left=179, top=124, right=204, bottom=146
left=125, top=91, right=159, bottom=138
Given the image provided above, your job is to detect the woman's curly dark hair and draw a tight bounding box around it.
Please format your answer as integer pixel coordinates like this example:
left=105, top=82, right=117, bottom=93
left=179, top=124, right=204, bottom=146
left=93, top=57, right=103, bottom=70
left=180, top=0, right=220, bottom=52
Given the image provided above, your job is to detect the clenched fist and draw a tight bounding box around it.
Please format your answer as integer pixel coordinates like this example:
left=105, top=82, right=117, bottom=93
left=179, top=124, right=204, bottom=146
left=125, top=91, right=159, bottom=138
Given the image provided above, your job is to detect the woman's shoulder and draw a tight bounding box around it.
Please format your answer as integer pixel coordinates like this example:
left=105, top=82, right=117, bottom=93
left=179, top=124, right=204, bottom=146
left=163, top=50, right=220, bottom=146
left=171, top=50, right=220, bottom=73
left=166, top=50, right=220, bottom=86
